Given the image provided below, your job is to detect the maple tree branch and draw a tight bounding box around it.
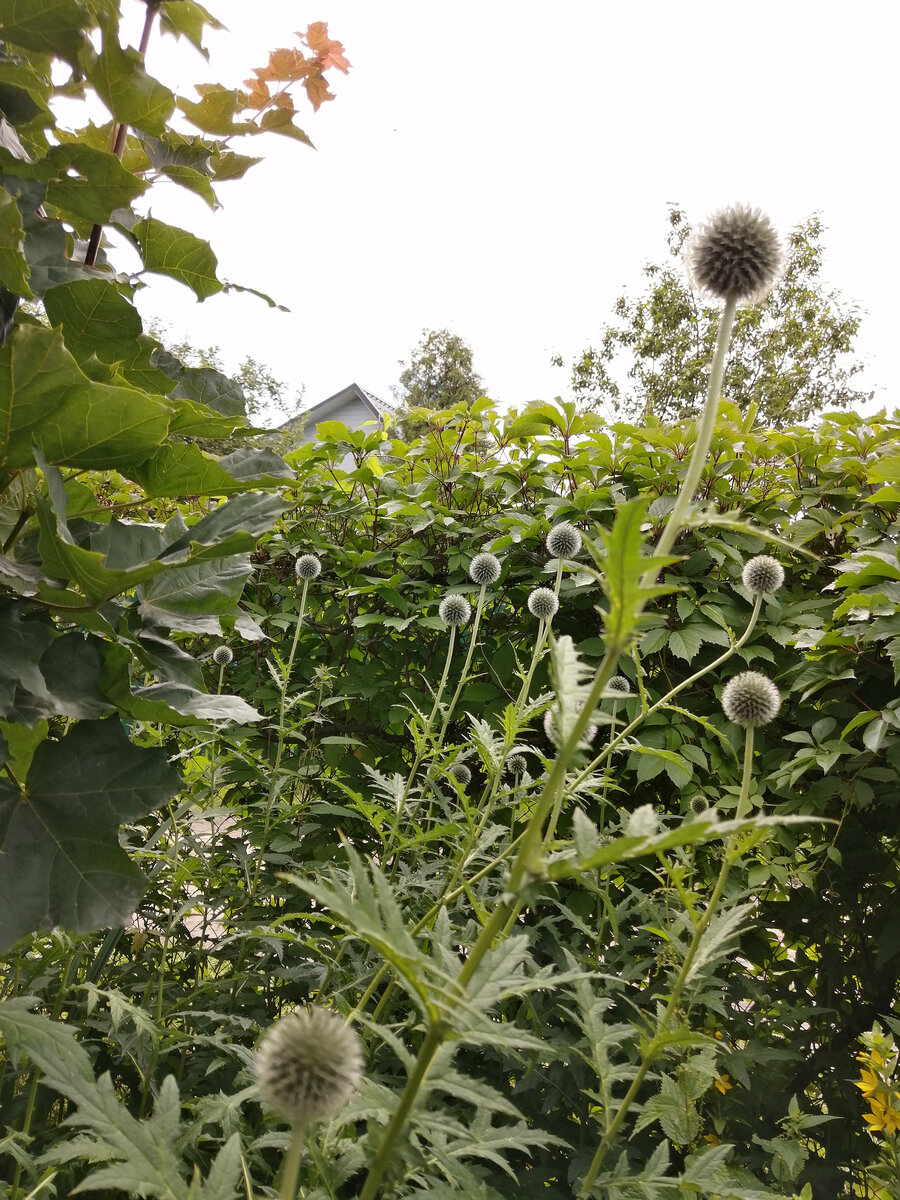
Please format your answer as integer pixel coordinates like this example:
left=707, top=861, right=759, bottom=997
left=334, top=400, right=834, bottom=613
left=84, top=1, right=160, bottom=268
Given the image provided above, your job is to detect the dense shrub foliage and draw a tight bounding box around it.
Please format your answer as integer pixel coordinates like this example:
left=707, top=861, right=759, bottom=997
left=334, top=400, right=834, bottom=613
left=2, top=4, right=900, bottom=1199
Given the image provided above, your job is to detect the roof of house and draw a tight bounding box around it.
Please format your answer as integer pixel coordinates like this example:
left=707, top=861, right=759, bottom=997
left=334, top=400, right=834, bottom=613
left=280, top=382, right=397, bottom=432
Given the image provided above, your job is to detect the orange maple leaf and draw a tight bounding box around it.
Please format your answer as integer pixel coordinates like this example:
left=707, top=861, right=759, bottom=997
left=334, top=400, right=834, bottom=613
left=302, top=22, right=350, bottom=74
left=267, top=46, right=307, bottom=80
left=274, top=91, right=294, bottom=112
left=243, top=78, right=270, bottom=109
left=303, top=69, right=334, bottom=111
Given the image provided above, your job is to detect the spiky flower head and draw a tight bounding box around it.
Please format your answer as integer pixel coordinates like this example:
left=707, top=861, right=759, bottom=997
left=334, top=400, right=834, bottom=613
left=212, top=645, right=233, bottom=666
left=439, top=593, right=471, bottom=627
left=546, top=522, right=582, bottom=559
left=688, top=205, right=781, bottom=303
left=721, top=671, right=781, bottom=728
left=295, top=554, right=322, bottom=581
left=689, top=795, right=710, bottom=816
left=543, top=703, right=598, bottom=749
left=505, top=753, right=527, bottom=777
left=449, top=762, right=471, bottom=787
left=606, top=675, right=631, bottom=695
left=253, top=1008, right=364, bottom=1126
left=527, top=587, right=559, bottom=620
left=742, top=555, right=785, bottom=595
left=469, top=551, right=501, bottom=586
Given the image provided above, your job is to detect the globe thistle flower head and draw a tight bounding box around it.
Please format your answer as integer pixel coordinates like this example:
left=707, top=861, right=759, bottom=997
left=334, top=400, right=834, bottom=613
left=253, top=1008, right=364, bottom=1126
left=721, top=671, right=781, bottom=728
left=295, top=554, right=322, bottom=581
left=742, top=555, right=785, bottom=595
left=527, top=587, right=559, bottom=620
left=546, top=522, right=582, bottom=559
left=606, top=675, right=631, bottom=696
left=469, top=551, right=501, bottom=586
left=689, top=795, right=710, bottom=816
left=439, top=593, right=471, bottom=627
left=505, top=753, right=527, bottom=777
left=449, top=762, right=471, bottom=787
left=212, top=645, right=233, bottom=666
left=688, top=206, right=781, bottom=304
left=543, top=704, right=598, bottom=749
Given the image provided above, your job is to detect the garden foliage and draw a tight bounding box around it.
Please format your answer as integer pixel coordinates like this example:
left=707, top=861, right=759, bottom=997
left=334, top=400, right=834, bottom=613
left=1, top=4, right=900, bottom=1200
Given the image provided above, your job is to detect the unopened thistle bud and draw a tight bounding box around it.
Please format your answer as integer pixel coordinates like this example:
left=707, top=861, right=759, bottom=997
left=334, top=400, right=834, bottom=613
left=543, top=704, right=597, bottom=749
left=689, top=795, right=710, bottom=815
left=439, top=593, right=471, bottom=627
left=212, top=645, right=233, bottom=666
left=469, top=551, right=501, bottom=586
left=546, top=522, right=582, bottom=559
left=606, top=676, right=631, bottom=695
left=449, top=762, right=471, bottom=787
left=688, top=205, right=782, bottom=303
left=295, top=554, right=322, bottom=581
left=505, top=753, right=527, bottom=777
left=527, top=587, right=559, bottom=620
left=721, top=671, right=781, bottom=728
left=253, top=1008, right=364, bottom=1127
left=742, top=555, right=785, bottom=595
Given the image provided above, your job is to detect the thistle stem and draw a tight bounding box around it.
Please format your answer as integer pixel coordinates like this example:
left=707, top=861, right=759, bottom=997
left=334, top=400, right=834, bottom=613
left=279, top=1121, right=305, bottom=1200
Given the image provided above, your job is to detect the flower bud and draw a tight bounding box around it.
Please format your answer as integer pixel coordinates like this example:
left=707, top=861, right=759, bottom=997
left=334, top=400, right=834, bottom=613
left=721, top=671, right=781, bottom=728
left=606, top=676, right=630, bottom=695
left=212, top=645, right=233, bottom=666
left=295, top=554, right=322, bottom=580
left=253, top=1008, right=364, bottom=1127
left=527, top=587, right=559, bottom=620
left=505, top=753, right=527, bottom=777
left=439, top=593, right=471, bottom=627
left=449, top=762, right=471, bottom=787
left=546, top=522, right=582, bottom=559
left=469, top=551, right=501, bottom=585
left=741, top=555, right=785, bottom=595
left=688, top=205, right=781, bottom=303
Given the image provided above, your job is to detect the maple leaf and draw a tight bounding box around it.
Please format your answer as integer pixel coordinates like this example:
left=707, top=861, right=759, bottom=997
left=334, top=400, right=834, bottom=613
left=266, top=46, right=308, bottom=80
left=243, top=78, right=270, bottom=109
left=274, top=92, right=294, bottom=112
left=302, top=22, right=351, bottom=74
left=303, top=70, right=335, bottom=112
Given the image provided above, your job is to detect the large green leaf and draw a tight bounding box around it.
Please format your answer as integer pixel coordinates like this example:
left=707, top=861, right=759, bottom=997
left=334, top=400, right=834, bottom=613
left=132, top=216, right=223, bottom=299
left=0, top=323, right=173, bottom=470
left=0, top=0, right=90, bottom=64
left=137, top=555, right=253, bottom=634
left=0, top=597, right=57, bottom=715
left=0, top=183, right=32, bottom=297
left=43, top=277, right=141, bottom=362
left=44, top=143, right=148, bottom=224
left=89, top=22, right=175, bottom=136
left=0, top=172, right=99, bottom=296
left=159, top=0, right=225, bottom=58
left=0, top=719, right=180, bottom=951
left=177, top=85, right=257, bottom=136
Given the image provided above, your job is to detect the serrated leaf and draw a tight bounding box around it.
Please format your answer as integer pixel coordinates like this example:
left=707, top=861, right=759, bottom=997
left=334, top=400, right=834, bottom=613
left=90, top=23, right=175, bottom=136
left=137, top=555, right=252, bottom=635
left=44, top=143, right=148, bottom=224
left=132, top=216, right=223, bottom=300
left=0, top=183, right=32, bottom=297
left=668, top=625, right=705, bottom=663
left=0, top=0, right=89, bottom=64
left=0, top=720, right=180, bottom=951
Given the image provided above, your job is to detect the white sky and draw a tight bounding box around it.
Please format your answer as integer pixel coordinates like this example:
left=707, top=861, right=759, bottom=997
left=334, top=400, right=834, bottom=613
left=121, top=0, right=898, bottom=421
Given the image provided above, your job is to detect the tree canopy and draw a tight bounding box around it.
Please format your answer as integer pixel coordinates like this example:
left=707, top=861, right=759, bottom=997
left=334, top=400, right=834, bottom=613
left=556, top=208, right=873, bottom=425
left=394, top=327, right=485, bottom=435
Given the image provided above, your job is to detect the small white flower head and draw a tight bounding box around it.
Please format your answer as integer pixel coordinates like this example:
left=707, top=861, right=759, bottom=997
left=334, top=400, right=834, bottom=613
left=606, top=675, right=631, bottom=696
left=439, top=593, right=471, bottom=627
left=689, top=795, right=710, bottom=816
left=505, top=753, right=527, bottom=777
left=449, top=762, right=471, bottom=787
left=212, top=645, right=233, bottom=666
left=721, top=671, right=781, bottom=728
left=253, top=1008, right=364, bottom=1127
left=543, top=703, right=597, bottom=749
left=688, top=205, right=782, bottom=303
left=546, top=522, right=582, bottom=559
left=527, top=587, right=559, bottom=620
left=295, top=554, right=322, bottom=581
left=469, top=551, right=501, bottom=586
left=742, top=555, right=785, bottom=595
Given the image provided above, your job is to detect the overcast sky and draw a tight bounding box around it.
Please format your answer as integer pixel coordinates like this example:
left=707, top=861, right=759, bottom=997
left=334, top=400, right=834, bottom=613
left=125, top=0, right=897, bottom=422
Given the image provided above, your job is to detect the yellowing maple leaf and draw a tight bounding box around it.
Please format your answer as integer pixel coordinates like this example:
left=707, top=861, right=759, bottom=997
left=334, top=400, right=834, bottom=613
left=303, top=70, right=334, bottom=112
left=303, top=22, right=350, bottom=73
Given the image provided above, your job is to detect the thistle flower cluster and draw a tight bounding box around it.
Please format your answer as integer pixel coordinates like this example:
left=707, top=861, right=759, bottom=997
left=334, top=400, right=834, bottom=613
left=469, top=551, right=502, bottom=586
left=253, top=1008, right=364, bottom=1127
left=543, top=703, right=598, bottom=750
left=546, top=522, right=582, bottom=559
left=439, top=593, right=471, bottom=627
left=212, top=645, right=233, bottom=666
left=527, top=587, right=559, bottom=620
left=505, top=753, right=527, bottom=777
left=742, top=555, right=785, bottom=595
left=295, top=554, right=322, bottom=581
left=689, top=795, right=710, bottom=815
left=449, top=762, right=471, bottom=787
left=688, top=205, right=782, bottom=303
left=721, top=672, right=781, bottom=728
left=606, top=676, right=630, bottom=696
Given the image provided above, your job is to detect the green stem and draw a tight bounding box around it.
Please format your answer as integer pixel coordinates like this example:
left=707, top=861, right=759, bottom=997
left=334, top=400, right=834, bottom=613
left=435, top=582, right=489, bottom=748
left=279, top=1121, right=305, bottom=1200
left=736, top=726, right=756, bottom=819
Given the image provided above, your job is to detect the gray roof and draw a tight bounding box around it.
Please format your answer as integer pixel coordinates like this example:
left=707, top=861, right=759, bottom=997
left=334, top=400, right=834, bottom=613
left=280, top=382, right=397, bottom=432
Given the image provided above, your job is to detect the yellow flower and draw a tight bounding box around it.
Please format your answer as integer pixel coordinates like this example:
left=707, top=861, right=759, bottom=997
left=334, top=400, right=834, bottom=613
left=855, top=1067, right=882, bottom=1098
left=864, top=1096, right=900, bottom=1136
left=704, top=1133, right=722, bottom=1147
left=714, top=1074, right=733, bottom=1095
